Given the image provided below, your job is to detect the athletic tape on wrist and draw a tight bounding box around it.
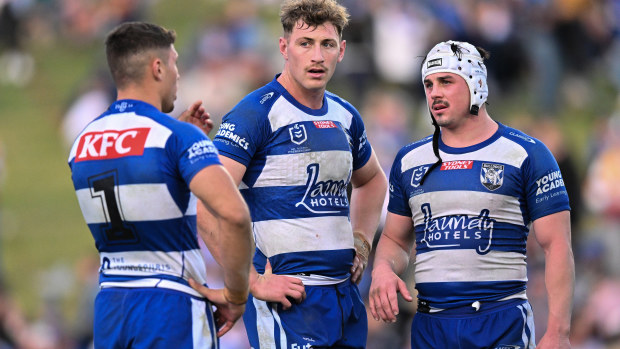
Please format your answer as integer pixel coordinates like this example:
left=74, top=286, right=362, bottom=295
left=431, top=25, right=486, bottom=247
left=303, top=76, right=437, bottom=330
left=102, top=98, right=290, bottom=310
left=353, top=232, right=371, bottom=264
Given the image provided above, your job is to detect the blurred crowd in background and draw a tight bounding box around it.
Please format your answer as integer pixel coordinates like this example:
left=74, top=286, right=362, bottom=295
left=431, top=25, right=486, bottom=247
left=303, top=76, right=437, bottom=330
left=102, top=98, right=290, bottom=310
left=2, top=0, right=620, bottom=348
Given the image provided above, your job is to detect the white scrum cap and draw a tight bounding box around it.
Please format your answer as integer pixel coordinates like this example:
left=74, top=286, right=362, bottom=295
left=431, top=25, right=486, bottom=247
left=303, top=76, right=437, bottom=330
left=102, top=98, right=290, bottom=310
left=421, top=40, right=488, bottom=115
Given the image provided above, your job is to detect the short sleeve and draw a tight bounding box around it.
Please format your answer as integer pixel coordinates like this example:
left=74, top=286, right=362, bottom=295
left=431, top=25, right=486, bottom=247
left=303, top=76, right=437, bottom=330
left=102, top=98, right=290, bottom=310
left=171, top=123, right=221, bottom=185
left=213, top=106, right=269, bottom=166
left=350, top=111, right=372, bottom=170
left=387, top=150, right=412, bottom=217
left=524, top=143, right=571, bottom=221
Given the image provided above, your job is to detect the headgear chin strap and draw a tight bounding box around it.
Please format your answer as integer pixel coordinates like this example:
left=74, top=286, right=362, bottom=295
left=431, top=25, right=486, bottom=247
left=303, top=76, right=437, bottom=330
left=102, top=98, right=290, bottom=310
left=418, top=40, right=488, bottom=186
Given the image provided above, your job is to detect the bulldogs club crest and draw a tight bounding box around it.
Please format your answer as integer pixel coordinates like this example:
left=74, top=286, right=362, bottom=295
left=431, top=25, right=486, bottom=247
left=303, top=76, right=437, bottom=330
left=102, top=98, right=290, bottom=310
left=289, top=123, right=307, bottom=145
left=480, top=163, right=504, bottom=191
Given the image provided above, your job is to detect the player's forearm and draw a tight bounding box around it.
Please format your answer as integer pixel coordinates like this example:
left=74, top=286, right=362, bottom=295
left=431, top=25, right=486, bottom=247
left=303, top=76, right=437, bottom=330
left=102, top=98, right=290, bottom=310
left=373, top=233, right=411, bottom=276
left=217, top=207, right=254, bottom=301
left=544, top=239, right=575, bottom=336
left=350, top=168, right=387, bottom=244
left=197, top=202, right=223, bottom=265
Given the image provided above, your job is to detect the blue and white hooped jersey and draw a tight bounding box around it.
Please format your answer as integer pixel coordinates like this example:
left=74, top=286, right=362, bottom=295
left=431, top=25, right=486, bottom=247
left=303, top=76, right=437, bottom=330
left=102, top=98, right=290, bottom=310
left=213, top=75, right=372, bottom=284
left=388, top=123, right=570, bottom=309
left=68, top=99, right=221, bottom=297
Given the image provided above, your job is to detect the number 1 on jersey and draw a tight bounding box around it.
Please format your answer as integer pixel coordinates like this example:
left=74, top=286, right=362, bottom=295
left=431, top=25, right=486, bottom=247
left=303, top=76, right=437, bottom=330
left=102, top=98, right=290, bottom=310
left=89, top=170, right=139, bottom=245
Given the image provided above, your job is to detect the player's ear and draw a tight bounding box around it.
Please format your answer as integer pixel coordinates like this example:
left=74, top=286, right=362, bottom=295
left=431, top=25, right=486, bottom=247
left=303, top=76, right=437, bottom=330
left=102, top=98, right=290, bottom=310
left=151, top=56, right=164, bottom=81
left=279, top=37, right=288, bottom=60
left=338, top=39, right=346, bottom=63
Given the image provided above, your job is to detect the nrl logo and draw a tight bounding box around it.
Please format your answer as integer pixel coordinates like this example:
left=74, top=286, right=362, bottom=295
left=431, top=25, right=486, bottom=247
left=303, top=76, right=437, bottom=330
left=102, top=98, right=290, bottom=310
left=480, top=163, right=504, bottom=191
left=289, top=123, right=307, bottom=145
left=410, top=165, right=430, bottom=188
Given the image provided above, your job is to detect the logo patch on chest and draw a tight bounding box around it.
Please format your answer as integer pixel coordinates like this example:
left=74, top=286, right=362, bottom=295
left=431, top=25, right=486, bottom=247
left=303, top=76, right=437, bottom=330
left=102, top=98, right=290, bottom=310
left=313, top=120, right=337, bottom=129
left=289, top=123, right=307, bottom=145
left=410, top=165, right=430, bottom=188
left=441, top=160, right=473, bottom=170
left=480, top=163, right=504, bottom=191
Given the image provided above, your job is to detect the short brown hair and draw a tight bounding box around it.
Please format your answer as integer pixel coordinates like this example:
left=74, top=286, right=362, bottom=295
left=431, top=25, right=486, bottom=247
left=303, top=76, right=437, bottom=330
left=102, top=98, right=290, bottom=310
left=105, top=22, right=176, bottom=88
left=280, top=0, right=349, bottom=38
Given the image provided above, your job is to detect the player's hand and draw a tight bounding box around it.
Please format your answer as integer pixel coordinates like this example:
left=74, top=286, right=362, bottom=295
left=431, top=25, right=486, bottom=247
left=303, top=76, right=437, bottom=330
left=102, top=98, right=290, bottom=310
left=251, top=260, right=306, bottom=310
left=368, top=264, right=413, bottom=323
left=351, top=232, right=371, bottom=284
left=188, top=278, right=245, bottom=337
left=350, top=254, right=366, bottom=284
left=178, top=100, right=213, bottom=134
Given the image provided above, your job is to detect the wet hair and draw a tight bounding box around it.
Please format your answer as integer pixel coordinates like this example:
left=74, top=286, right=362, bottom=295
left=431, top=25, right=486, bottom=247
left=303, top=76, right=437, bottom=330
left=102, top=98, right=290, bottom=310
left=105, top=22, right=176, bottom=88
left=280, top=0, right=349, bottom=38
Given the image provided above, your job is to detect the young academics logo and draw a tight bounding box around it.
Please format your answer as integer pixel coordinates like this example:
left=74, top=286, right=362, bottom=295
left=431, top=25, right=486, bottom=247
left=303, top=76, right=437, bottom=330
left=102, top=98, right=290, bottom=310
left=289, top=123, right=307, bottom=145
left=187, top=139, right=218, bottom=162
left=480, top=163, right=504, bottom=191
left=216, top=122, right=249, bottom=150
left=535, top=170, right=565, bottom=195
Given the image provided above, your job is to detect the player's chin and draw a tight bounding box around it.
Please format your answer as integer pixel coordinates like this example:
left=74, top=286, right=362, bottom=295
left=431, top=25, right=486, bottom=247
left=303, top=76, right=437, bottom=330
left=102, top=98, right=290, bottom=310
left=304, top=79, right=327, bottom=91
left=162, top=96, right=176, bottom=113
left=162, top=102, right=175, bottom=114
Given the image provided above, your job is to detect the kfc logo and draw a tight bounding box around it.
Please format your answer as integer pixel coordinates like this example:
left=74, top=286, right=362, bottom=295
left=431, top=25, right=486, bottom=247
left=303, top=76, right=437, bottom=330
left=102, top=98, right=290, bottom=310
left=75, top=128, right=150, bottom=162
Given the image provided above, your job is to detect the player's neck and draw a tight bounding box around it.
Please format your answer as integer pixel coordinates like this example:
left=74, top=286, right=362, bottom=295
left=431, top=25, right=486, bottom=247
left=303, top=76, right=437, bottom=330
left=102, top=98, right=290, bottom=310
left=440, top=110, right=498, bottom=148
left=116, top=85, right=162, bottom=112
left=277, top=72, right=325, bottom=109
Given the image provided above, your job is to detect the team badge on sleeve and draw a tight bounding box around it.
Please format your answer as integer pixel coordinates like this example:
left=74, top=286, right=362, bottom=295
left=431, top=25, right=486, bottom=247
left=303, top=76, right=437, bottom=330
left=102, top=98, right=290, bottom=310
left=481, top=163, right=504, bottom=191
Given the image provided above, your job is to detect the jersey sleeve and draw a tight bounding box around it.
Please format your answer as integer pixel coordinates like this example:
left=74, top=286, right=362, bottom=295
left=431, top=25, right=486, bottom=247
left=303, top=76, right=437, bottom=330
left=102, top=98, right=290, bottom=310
left=387, top=149, right=412, bottom=217
left=523, top=142, right=571, bottom=221
left=349, top=111, right=372, bottom=170
left=170, top=123, right=221, bottom=185
left=213, top=106, right=268, bottom=166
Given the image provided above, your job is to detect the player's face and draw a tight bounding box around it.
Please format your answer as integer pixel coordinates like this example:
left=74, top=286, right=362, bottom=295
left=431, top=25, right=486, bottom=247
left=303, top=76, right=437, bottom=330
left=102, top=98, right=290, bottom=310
left=423, top=72, right=471, bottom=130
left=161, top=45, right=179, bottom=113
left=279, top=20, right=345, bottom=94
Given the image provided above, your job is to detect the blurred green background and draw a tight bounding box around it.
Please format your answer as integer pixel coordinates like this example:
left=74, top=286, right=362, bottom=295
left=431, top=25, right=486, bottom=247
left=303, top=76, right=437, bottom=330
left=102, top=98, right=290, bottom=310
left=1, top=0, right=620, bottom=347
left=0, top=0, right=236, bottom=320
left=0, top=0, right=612, bottom=320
